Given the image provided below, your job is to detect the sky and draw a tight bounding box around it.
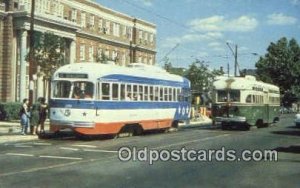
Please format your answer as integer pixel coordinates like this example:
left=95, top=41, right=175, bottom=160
left=96, top=0, right=300, bottom=73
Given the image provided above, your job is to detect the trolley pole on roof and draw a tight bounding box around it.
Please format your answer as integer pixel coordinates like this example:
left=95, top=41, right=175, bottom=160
left=28, top=0, right=36, bottom=104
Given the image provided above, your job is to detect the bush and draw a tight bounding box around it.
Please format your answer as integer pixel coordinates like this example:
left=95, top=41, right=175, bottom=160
left=0, top=102, right=22, bottom=121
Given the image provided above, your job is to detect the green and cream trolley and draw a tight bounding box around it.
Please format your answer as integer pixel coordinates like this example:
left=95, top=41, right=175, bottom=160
left=212, top=75, right=280, bottom=130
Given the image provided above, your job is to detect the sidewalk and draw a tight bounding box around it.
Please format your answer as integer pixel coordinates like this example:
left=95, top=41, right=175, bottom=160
left=179, top=115, right=212, bottom=128
left=0, top=120, right=47, bottom=144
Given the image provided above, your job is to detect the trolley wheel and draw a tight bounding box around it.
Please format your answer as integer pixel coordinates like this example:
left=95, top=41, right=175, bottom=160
left=256, top=119, right=264, bottom=128
left=171, top=121, right=179, bottom=128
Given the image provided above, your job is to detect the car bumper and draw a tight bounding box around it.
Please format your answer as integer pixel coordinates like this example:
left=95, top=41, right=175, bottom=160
left=50, top=120, right=95, bottom=128
left=215, top=116, right=247, bottom=123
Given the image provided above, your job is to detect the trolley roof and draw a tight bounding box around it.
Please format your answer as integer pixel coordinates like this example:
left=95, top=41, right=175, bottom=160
left=213, top=75, right=279, bottom=92
left=52, top=62, right=189, bottom=86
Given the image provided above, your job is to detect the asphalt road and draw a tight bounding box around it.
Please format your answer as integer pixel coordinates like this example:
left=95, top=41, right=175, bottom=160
left=0, top=114, right=299, bottom=188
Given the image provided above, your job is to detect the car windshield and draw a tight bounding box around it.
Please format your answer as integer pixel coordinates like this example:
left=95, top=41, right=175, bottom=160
left=53, top=81, right=94, bottom=99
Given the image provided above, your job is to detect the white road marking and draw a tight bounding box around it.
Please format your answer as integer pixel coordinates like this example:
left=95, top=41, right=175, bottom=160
left=72, top=144, right=97, bottom=148
left=83, top=149, right=118, bottom=153
left=154, top=134, right=230, bottom=149
left=14, top=145, right=33, bottom=148
left=60, top=147, right=79, bottom=151
left=39, top=155, right=82, bottom=160
left=6, top=153, right=34, bottom=157
left=33, top=142, right=52, bottom=146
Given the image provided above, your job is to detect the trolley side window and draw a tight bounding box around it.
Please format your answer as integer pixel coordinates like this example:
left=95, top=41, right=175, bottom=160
left=112, top=83, right=119, bottom=101
left=120, top=84, right=126, bottom=100
left=139, top=85, right=144, bottom=101
left=126, top=84, right=132, bottom=100
left=164, top=87, right=168, bottom=101
left=144, top=86, right=149, bottom=101
left=149, top=86, right=154, bottom=101
left=101, top=83, right=110, bottom=100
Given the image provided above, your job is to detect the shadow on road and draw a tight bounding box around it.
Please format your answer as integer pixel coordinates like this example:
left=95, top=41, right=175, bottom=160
left=274, top=145, right=300, bottom=154
left=271, top=130, right=300, bottom=137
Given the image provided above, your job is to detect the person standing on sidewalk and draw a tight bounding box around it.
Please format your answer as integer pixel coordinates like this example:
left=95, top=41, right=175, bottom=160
left=20, top=98, right=30, bottom=135
left=37, top=97, right=48, bottom=134
left=29, top=101, right=39, bottom=135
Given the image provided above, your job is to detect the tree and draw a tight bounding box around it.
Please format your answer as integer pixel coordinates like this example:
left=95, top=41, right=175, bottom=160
left=27, top=32, right=67, bottom=99
left=162, top=57, right=186, bottom=76
left=184, top=59, right=224, bottom=105
left=184, top=59, right=212, bottom=92
left=29, top=32, right=67, bottom=79
left=255, top=37, right=300, bottom=106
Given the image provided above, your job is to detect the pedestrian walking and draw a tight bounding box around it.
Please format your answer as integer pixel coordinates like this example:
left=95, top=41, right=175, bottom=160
left=37, top=97, right=48, bottom=134
left=20, top=98, right=30, bottom=135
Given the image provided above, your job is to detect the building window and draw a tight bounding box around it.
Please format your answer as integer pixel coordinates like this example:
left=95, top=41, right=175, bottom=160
left=122, top=25, right=127, bottom=37
left=19, top=0, right=31, bottom=11
left=81, top=12, right=86, bottom=28
left=150, top=34, right=154, bottom=43
left=104, top=49, right=110, bottom=59
left=113, top=23, right=120, bottom=37
left=89, top=15, right=95, bottom=29
left=97, top=48, right=103, bottom=59
left=45, top=0, right=50, bottom=13
left=122, top=53, right=126, bottom=66
left=139, top=30, right=143, bottom=43
left=127, top=27, right=132, bottom=40
left=71, top=9, right=77, bottom=22
left=89, top=46, right=94, bottom=61
left=98, top=18, right=103, bottom=32
left=58, top=4, right=64, bottom=17
left=36, top=0, right=42, bottom=13
left=105, top=20, right=110, bottom=34
left=144, top=32, right=148, bottom=43
left=80, top=45, right=85, bottom=61
left=112, top=50, right=118, bottom=61
left=149, top=57, right=153, bottom=64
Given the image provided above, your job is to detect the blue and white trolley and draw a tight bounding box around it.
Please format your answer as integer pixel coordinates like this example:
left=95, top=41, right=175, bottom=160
left=49, top=63, right=191, bottom=136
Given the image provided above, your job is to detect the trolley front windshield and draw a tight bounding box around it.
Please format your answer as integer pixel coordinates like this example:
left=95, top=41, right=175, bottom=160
left=217, top=90, right=240, bottom=102
left=53, top=81, right=94, bottom=99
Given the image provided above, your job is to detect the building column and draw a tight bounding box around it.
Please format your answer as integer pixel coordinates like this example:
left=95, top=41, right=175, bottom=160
left=19, top=29, right=28, bottom=102
left=70, top=40, right=76, bottom=63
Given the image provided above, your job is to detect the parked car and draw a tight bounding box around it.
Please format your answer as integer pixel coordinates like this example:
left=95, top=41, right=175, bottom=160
left=295, top=113, right=300, bottom=127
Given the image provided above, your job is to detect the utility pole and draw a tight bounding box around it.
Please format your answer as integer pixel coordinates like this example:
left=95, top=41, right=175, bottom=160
left=28, top=0, right=35, bottom=104
left=226, top=42, right=238, bottom=77
left=234, top=45, right=238, bottom=77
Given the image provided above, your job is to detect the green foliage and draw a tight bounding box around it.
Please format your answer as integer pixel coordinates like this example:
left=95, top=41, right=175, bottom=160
left=28, top=31, right=67, bottom=79
left=255, top=37, right=300, bottom=106
left=0, top=102, right=22, bottom=121
left=184, top=59, right=224, bottom=93
left=163, top=58, right=186, bottom=76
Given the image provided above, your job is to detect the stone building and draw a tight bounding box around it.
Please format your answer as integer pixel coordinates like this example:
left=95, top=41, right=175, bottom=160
left=0, top=0, right=156, bottom=102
